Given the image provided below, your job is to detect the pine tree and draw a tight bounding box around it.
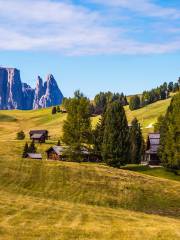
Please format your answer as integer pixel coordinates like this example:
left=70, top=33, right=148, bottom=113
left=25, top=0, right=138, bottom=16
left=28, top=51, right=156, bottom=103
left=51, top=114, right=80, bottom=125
left=129, top=118, right=144, bottom=164
left=102, top=101, right=130, bottom=167
left=92, top=116, right=105, bottom=156
left=56, top=106, right=61, bottom=113
left=57, top=140, right=61, bottom=146
left=28, top=141, right=37, bottom=153
left=158, top=93, right=180, bottom=170
left=62, top=91, right=92, bottom=161
left=22, top=142, right=29, bottom=158
left=52, top=106, right=57, bottom=114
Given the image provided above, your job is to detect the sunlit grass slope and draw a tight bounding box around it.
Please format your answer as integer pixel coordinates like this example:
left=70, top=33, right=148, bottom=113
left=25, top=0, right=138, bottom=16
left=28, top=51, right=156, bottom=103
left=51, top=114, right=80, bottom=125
left=125, top=98, right=172, bottom=137
left=92, top=97, right=172, bottom=138
left=0, top=97, right=171, bottom=140
left=0, top=155, right=180, bottom=239
left=0, top=108, right=66, bottom=141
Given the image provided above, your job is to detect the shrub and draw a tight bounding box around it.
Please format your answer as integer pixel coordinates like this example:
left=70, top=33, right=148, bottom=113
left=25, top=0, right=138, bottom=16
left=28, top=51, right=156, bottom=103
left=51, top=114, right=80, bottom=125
left=17, top=131, right=25, bottom=140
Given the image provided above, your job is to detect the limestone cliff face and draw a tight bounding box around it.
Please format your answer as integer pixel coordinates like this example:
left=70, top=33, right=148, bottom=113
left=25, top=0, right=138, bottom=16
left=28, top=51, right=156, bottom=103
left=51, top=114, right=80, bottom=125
left=39, top=74, right=64, bottom=108
left=0, top=67, right=63, bottom=110
left=22, top=83, right=35, bottom=110
left=0, top=68, right=23, bottom=109
left=33, top=76, right=45, bottom=109
left=0, top=68, right=8, bottom=109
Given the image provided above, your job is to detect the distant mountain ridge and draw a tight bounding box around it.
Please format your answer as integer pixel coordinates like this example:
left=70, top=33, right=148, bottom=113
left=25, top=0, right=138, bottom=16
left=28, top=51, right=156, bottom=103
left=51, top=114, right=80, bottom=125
left=0, top=67, right=63, bottom=110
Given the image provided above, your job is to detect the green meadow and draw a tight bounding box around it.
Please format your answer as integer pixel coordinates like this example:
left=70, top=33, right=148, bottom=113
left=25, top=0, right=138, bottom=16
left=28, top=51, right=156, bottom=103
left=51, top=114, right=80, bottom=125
left=0, top=97, right=179, bottom=239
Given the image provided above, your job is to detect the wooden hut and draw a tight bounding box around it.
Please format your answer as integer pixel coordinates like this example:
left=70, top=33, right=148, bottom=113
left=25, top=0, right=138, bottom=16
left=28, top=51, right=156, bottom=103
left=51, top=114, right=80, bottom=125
left=46, top=146, right=101, bottom=162
left=29, top=130, right=49, bottom=143
left=146, top=133, right=160, bottom=165
left=46, top=146, right=65, bottom=160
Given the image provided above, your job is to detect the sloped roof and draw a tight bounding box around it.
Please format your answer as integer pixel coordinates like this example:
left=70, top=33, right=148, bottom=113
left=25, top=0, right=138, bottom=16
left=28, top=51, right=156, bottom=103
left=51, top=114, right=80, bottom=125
left=30, top=130, right=48, bottom=134
left=149, top=133, right=160, bottom=139
left=31, top=133, right=44, bottom=139
left=27, top=153, right=42, bottom=159
left=150, top=138, right=160, bottom=145
left=46, top=146, right=64, bottom=156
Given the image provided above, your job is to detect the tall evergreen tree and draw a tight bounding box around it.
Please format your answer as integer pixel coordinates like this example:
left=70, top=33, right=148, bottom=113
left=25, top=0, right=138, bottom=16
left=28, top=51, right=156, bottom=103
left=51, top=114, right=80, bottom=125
left=62, top=91, right=92, bottom=161
left=92, top=116, right=105, bottom=156
left=102, top=101, right=129, bottom=167
left=22, top=142, right=29, bottom=158
left=52, top=106, right=57, bottom=114
left=158, top=93, right=180, bottom=170
left=28, top=141, right=37, bottom=153
left=129, top=118, right=144, bottom=164
left=56, top=106, right=61, bottom=113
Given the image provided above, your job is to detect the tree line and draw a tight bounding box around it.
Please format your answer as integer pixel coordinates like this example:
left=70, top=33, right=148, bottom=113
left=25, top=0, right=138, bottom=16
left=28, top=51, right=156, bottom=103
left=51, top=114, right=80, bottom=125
left=62, top=90, right=144, bottom=167
left=129, top=78, right=180, bottom=110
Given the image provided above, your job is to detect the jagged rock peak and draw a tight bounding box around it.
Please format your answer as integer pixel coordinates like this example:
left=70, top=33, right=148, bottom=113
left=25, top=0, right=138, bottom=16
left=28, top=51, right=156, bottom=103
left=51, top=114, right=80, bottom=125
left=0, top=67, right=64, bottom=110
left=0, top=67, right=23, bottom=109
left=39, top=74, right=64, bottom=108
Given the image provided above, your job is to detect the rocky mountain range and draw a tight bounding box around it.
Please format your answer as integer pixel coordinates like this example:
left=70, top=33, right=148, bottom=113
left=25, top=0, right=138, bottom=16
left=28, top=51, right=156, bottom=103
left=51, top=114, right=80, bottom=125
left=0, top=67, right=63, bottom=110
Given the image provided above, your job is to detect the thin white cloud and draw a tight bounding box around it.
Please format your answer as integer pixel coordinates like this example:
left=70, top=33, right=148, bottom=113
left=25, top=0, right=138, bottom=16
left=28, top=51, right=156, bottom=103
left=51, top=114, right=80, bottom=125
left=90, top=0, right=180, bottom=18
left=0, top=0, right=180, bottom=55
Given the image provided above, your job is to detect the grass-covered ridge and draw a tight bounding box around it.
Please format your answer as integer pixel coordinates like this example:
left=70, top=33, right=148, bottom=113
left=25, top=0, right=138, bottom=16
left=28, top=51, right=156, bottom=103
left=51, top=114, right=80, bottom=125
left=0, top=96, right=171, bottom=141
left=0, top=156, right=180, bottom=239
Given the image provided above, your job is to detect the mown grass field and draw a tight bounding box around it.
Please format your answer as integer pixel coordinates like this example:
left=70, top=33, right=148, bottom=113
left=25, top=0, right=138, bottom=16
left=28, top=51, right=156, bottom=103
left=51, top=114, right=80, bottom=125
left=0, top=97, right=179, bottom=239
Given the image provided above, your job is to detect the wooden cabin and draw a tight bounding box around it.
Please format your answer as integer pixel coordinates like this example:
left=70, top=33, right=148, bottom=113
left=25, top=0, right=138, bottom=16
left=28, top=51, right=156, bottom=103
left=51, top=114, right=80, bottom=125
left=46, top=146, right=65, bottom=160
left=27, top=153, right=42, bottom=160
left=146, top=133, right=160, bottom=165
left=46, top=145, right=101, bottom=162
left=29, top=130, right=49, bottom=143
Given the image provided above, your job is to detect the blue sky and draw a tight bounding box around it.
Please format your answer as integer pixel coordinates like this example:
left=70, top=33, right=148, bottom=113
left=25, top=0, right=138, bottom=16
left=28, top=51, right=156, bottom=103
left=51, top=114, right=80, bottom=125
left=0, top=0, right=180, bottom=98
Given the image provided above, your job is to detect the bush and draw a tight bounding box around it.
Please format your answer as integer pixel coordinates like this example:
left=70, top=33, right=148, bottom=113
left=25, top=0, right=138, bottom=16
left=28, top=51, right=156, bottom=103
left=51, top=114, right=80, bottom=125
left=17, top=131, right=25, bottom=140
left=129, top=95, right=141, bottom=111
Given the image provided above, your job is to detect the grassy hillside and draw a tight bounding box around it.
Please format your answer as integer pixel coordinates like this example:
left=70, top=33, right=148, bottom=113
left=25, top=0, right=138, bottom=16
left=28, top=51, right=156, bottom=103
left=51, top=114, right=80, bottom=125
left=125, top=98, right=172, bottom=137
left=0, top=156, right=180, bottom=239
left=92, top=97, right=172, bottom=138
left=0, top=97, right=179, bottom=239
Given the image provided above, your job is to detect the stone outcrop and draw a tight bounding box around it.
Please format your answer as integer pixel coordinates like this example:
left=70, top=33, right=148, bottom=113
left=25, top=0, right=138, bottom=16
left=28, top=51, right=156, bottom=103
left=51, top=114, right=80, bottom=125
left=0, top=67, right=63, bottom=110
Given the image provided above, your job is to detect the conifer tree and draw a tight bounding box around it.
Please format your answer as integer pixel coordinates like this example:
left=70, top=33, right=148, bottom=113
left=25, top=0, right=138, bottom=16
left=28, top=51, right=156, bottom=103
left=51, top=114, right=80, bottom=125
left=22, top=142, right=29, bottom=158
left=52, top=106, right=57, bottom=114
left=62, top=91, right=92, bottom=161
left=28, top=141, right=37, bottom=153
left=56, top=106, right=61, bottom=113
left=57, top=140, right=61, bottom=146
left=129, top=118, right=144, bottom=164
left=102, top=101, right=130, bottom=167
left=158, top=93, right=180, bottom=170
left=93, top=116, right=105, bottom=156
